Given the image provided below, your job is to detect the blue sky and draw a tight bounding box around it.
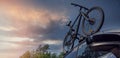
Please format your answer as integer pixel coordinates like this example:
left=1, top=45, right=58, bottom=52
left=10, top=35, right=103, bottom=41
left=0, top=0, right=120, bottom=58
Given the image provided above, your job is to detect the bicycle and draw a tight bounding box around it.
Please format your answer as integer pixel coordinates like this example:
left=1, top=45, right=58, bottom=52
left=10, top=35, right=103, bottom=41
left=63, top=3, right=104, bottom=55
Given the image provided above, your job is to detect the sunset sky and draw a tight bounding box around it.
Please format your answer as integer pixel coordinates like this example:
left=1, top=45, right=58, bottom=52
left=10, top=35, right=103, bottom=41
left=0, top=0, right=120, bottom=58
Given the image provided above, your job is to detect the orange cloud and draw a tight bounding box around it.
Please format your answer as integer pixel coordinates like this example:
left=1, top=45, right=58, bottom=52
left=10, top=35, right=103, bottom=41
left=0, top=2, right=67, bottom=58
left=1, top=3, right=66, bottom=25
left=0, top=2, right=67, bottom=37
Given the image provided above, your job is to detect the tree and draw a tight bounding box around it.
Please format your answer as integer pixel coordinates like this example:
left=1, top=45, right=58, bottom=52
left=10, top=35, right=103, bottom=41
left=58, top=52, right=64, bottom=58
left=20, top=44, right=64, bottom=58
left=30, top=44, right=50, bottom=58
left=42, top=44, right=49, bottom=53
left=20, top=51, right=30, bottom=58
left=36, top=44, right=49, bottom=54
left=51, top=53, right=57, bottom=58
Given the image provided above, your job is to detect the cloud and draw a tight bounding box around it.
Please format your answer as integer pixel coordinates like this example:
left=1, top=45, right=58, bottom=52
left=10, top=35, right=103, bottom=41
left=42, top=40, right=62, bottom=45
left=0, top=1, right=68, bottom=58
left=0, top=2, right=67, bottom=38
left=0, top=26, right=17, bottom=31
left=0, top=36, right=35, bottom=50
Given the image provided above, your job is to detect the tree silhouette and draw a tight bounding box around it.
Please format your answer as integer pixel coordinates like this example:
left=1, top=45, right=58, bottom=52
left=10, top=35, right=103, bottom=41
left=20, top=44, right=63, bottom=58
left=20, top=51, right=30, bottom=58
left=36, top=44, right=49, bottom=54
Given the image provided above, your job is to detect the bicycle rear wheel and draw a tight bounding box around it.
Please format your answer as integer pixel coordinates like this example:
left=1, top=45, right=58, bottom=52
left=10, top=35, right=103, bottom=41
left=82, top=7, right=104, bottom=35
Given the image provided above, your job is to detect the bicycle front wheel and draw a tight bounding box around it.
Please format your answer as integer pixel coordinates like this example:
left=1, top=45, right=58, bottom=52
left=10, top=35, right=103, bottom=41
left=63, top=31, right=74, bottom=54
left=82, top=7, right=104, bottom=35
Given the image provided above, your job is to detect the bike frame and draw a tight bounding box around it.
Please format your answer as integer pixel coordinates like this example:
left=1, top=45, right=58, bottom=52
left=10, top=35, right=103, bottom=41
left=70, top=3, right=89, bottom=41
left=64, top=3, right=90, bottom=55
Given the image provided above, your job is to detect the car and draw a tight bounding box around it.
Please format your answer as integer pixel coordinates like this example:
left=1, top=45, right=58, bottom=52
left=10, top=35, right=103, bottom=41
left=64, top=32, right=120, bottom=58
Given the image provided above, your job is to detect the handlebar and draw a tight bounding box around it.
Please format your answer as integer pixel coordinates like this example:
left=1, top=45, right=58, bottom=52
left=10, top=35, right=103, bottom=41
left=71, top=3, right=80, bottom=7
left=71, top=3, right=89, bottom=10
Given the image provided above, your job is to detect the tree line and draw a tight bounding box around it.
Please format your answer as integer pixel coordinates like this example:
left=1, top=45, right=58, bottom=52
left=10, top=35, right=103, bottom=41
left=20, top=44, right=64, bottom=58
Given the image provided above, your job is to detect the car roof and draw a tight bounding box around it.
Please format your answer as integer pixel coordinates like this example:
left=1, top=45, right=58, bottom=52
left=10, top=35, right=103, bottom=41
left=92, top=32, right=120, bottom=36
left=89, top=31, right=120, bottom=47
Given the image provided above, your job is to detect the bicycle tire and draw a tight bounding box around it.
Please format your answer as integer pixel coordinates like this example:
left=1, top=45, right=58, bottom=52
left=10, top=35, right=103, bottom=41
left=63, top=31, right=74, bottom=54
left=82, top=7, right=104, bottom=35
